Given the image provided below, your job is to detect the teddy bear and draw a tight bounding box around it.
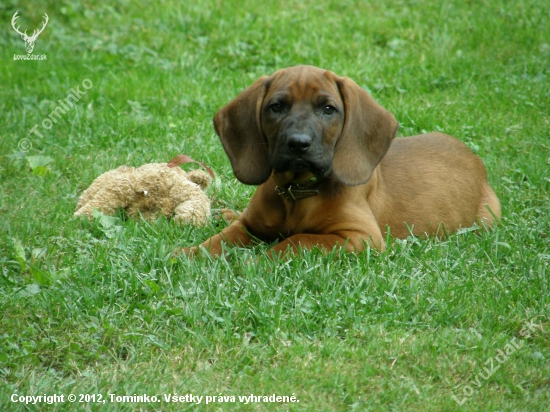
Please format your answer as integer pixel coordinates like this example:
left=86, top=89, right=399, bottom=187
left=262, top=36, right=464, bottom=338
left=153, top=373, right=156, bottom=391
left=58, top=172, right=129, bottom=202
left=74, top=156, right=214, bottom=226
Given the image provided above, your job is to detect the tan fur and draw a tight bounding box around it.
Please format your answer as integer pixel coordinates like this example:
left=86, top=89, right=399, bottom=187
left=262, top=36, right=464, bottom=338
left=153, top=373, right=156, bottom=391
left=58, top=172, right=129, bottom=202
left=75, top=163, right=212, bottom=226
left=176, top=65, right=501, bottom=257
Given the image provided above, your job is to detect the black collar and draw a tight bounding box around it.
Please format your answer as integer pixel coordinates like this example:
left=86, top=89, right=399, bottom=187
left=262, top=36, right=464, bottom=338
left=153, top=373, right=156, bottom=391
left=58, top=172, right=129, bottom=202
left=275, top=175, right=322, bottom=201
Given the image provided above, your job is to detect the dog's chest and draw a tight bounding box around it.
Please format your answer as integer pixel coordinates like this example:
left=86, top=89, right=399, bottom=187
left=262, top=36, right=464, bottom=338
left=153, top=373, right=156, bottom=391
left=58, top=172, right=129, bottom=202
left=276, top=198, right=326, bottom=236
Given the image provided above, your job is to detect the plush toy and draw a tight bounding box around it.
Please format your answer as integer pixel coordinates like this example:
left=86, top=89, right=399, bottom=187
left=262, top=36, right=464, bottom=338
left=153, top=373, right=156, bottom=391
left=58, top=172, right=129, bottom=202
left=74, top=155, right=214, bottom=226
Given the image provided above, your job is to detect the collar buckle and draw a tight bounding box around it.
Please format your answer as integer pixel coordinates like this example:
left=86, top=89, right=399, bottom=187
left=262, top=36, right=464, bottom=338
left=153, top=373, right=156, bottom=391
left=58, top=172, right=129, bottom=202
left=275, top=176, right=321, bottom=201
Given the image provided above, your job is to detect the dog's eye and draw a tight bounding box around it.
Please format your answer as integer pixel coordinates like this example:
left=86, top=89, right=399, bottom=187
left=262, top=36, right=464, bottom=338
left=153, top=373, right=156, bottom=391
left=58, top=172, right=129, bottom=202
left=270, top=103, right=284, bottom=113
left=323, top=105, right=336, bottom=115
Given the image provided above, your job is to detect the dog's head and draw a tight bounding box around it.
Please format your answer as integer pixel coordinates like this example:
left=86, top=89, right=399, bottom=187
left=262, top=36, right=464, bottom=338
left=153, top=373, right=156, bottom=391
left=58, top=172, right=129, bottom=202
left=213, top=65, right=399, bottom=186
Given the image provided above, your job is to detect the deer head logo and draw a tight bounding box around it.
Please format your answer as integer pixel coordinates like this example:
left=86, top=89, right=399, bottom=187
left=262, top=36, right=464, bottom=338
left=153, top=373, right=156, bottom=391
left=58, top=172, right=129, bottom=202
left=11, top=11, right=49, bottom=54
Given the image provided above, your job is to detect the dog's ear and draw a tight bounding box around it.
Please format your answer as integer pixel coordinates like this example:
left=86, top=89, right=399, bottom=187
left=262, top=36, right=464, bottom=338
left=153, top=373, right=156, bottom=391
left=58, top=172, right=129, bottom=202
left=213, top=76, right=272, bottom=185
left=332, top=75, right=399, bottom=186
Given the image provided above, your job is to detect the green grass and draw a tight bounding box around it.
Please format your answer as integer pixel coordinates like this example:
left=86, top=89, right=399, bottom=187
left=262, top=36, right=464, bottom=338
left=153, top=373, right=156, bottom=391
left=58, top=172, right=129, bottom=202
left=1, top=0, right=549, bottom=410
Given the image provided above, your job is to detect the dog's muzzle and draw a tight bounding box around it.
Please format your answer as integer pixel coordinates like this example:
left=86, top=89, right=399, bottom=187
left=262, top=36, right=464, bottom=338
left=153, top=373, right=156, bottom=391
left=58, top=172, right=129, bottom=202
left=272, top=132, right=331, bottom=175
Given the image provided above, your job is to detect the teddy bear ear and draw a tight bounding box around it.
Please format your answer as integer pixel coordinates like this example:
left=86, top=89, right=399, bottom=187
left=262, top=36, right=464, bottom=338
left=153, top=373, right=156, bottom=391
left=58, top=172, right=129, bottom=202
left=187, top=170, right=212, bottom=190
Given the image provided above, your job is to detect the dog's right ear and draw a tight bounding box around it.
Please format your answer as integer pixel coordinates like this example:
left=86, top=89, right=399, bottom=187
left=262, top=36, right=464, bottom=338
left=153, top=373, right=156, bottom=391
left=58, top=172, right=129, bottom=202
left=213, top=76, right=272, bottom=185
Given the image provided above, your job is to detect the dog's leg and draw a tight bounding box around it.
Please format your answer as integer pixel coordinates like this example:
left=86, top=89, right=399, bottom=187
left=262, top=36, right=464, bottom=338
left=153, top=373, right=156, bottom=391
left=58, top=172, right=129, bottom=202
left=477, top=181, right=501, bottom=227
left=268, top=229, right=385, bottom=257
left=173, top=218, right=254, bottom=257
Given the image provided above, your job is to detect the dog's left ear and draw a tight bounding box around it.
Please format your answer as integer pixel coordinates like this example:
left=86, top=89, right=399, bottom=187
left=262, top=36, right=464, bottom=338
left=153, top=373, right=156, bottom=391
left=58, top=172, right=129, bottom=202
left=331, top=75, right=399, bottom=186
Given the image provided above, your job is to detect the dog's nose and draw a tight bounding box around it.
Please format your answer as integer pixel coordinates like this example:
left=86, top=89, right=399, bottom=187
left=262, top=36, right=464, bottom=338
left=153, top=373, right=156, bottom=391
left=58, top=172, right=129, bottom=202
left=287, top=133, right=312, bottom=154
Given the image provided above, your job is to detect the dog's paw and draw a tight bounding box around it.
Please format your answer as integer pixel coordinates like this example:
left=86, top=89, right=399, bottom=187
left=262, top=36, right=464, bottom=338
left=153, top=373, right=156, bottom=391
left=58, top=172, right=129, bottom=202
left=213, top=208, right=241, bottom=222
left=172, top=246, right=198, bottom=258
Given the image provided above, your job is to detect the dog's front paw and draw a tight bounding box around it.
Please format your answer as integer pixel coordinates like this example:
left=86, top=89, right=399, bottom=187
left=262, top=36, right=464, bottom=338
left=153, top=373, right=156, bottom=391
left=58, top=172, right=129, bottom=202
left=172, top=246, right=198, bottom=258
left=213, top=208, right=241, bottom=222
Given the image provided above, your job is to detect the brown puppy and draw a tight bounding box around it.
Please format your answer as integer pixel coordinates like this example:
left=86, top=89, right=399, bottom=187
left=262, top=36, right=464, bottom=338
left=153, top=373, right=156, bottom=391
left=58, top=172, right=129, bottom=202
left=178, top=65, right=501, bottom=257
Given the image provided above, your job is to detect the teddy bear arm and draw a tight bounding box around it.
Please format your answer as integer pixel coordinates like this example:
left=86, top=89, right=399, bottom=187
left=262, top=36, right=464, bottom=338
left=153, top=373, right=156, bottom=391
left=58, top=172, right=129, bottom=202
left=186, top=170, right=212, bottom=190
left=74, top=174, right=135, bottom=218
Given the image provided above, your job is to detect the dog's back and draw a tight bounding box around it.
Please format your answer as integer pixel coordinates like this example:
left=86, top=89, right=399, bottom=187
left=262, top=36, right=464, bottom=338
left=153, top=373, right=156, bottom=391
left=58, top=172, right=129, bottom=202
left=368, top=133, right=501, bottom=238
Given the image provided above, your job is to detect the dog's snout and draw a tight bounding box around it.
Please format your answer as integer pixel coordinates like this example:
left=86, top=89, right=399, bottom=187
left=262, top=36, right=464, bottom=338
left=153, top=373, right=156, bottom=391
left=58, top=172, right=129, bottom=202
left=287, top=133, right=312, bottom=154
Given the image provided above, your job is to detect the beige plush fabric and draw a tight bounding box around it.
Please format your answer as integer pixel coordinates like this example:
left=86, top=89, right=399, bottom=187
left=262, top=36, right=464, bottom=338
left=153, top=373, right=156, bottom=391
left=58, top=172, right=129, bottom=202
left=74, top=163, right=212, bottom=226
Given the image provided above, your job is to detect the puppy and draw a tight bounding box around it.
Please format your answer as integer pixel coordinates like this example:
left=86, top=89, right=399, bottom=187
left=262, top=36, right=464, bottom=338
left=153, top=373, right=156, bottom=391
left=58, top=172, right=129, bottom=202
left=177, top=65, right=500, bottom=257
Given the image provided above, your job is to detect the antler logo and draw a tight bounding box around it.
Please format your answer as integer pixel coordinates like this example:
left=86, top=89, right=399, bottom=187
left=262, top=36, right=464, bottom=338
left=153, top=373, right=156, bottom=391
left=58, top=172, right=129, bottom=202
left=11, top=11, right=49, bottom=54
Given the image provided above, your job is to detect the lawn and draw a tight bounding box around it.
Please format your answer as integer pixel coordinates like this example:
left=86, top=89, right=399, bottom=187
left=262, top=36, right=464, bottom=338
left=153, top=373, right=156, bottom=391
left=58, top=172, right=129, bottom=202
left=1, top=0, right=549, bottom=410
